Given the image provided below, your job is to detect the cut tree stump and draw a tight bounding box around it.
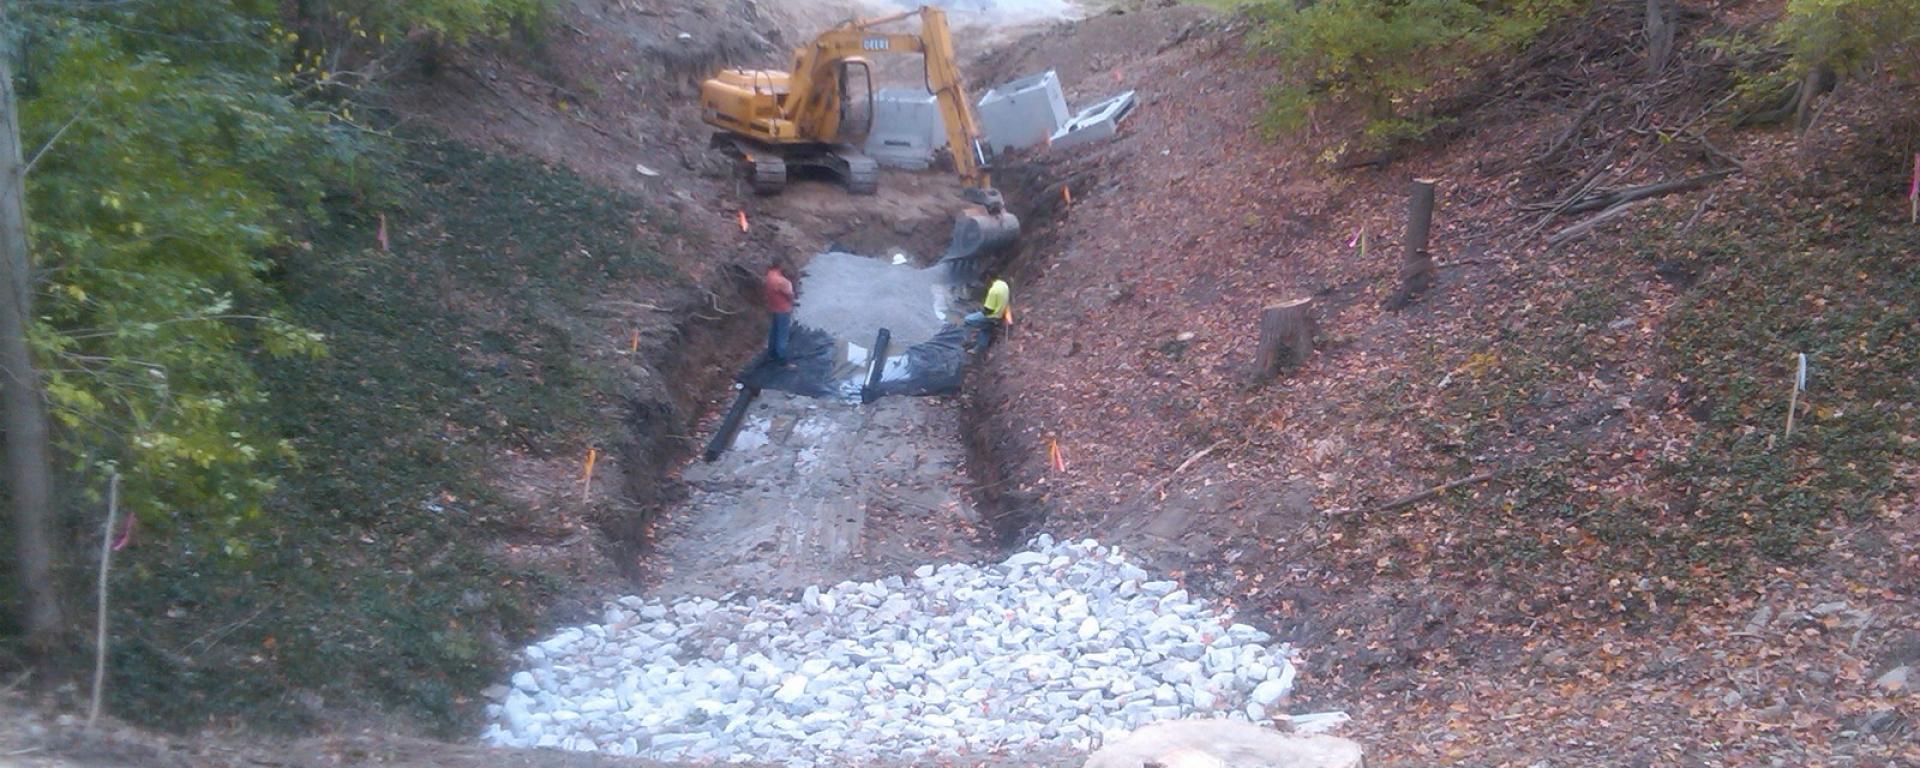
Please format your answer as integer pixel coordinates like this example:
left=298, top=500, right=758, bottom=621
left=1646, top=0, right=1675, bottom=76
left=1385, top=178, right=1438, bottom=310
left=1255, top=298, right=1316, bottom=380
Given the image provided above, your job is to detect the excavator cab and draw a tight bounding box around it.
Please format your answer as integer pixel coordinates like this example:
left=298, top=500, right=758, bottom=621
left=837, top=60, right=874, bottom=145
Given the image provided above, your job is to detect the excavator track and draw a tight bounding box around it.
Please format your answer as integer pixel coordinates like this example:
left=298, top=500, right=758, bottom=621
left=836, top=149, right=879, bottom=195
left=709, top=134, right=877, bottom=197
left=710, top=134, right=786, bottom=196
left=747, top=155, right=787, bottom=196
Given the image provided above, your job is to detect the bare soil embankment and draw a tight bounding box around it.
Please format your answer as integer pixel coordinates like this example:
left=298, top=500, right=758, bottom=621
left=971, top=1, right=1920, bottom=764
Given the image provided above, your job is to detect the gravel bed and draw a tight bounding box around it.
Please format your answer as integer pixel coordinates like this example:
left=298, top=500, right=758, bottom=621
left=482, top=536, right=1298, bottom=764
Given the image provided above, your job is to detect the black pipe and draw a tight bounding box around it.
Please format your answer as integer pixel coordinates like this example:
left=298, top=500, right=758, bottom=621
left=860, top=328, right=891, bottom=404
left=702, top=385, right=760, bottom=462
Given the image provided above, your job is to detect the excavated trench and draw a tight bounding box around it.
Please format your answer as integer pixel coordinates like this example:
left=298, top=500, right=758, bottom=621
left=596, top=196, right=1039, bottom=591
left=596, top=151, right=1083, bottom=583
left=486, top=117, right=1315, bottom=767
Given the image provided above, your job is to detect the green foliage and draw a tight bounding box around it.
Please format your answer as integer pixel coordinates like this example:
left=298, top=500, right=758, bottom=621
left=1775, top=0, right=1920, bottom=77
left=108, top=137, right=669, bottom=734
left=18, top=4, right=348, bottom=546
left=1249, top=0, right=1576, bottom=139
left=11, top=0, right=564, bottom=582
left=5, top=0, right=638, bottom=737
left=302, top=0, right=553, bottom=44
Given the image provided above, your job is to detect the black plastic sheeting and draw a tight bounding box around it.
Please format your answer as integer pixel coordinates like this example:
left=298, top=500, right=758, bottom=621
left=737, top=324, right=849, bottom=399
left=864, top=325, right=967, bottom=399
left=735, top=322, right=967, bottom=401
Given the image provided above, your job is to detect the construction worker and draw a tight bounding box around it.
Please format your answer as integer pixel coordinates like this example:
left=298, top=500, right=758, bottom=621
left=763, top=260, right=795, bottom=362
left=964, top=275, right=1010, bottom=352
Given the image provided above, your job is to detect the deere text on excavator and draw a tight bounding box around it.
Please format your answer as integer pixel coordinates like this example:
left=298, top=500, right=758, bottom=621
left=699, top=5, right=1019, bottom=261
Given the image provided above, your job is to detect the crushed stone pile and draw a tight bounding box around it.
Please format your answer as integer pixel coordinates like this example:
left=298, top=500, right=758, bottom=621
left=482, top=536, right=1300, bottom=764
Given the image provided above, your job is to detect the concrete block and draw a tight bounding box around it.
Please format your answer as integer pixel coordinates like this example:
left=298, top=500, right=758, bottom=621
left=975, top=71, right=1070, bottom=154
left=864, top=88, right=943, bottom=170
left=1048, top=90, right=1137, bottom=151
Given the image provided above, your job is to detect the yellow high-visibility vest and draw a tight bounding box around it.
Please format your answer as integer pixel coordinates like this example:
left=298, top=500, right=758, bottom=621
left=982, top=279, right=1010, bottom=320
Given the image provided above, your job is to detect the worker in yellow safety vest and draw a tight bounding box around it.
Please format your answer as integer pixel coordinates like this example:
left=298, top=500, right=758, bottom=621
left=964, top=276, right=1010, bottom=353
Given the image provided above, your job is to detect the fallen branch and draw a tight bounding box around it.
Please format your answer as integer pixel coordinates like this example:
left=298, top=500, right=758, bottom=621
left=1562, top=168, right=1736, bottom=216
left=1678, top=189, right=1720, bottom=235
left=1538, top=95, right=1609, bottom=163
left=25, top=94, right=98, bottom=175
left=1520, top=145, right=1620, bottom=239
left=184, top=602, right=274, bottom=659
left=603, top=300, right=671, bottom=312
left=1548, top=198, right=1657, bottom=247
left=1148, top=439, right=1230, bottom=497
left=1364, top=470, right=1500, bottom=514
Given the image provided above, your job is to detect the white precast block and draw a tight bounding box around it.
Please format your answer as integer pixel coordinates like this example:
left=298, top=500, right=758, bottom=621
left=864, top=88, right=944, bottom=170
left=1048, top=90, right=1138, bottom=151
left=975, top=71, right=1070, bottom=153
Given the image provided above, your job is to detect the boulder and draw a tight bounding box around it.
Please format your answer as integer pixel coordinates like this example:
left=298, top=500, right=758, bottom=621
left=1083, top=719, right=1363, bottom=768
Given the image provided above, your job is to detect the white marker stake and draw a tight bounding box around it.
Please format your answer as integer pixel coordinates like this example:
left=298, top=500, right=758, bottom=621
left=1785, top=352, right=1807, bottom=442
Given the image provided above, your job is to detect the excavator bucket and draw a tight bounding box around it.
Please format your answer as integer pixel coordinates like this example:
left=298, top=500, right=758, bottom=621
left=940, top=208, right=1020, bottom=281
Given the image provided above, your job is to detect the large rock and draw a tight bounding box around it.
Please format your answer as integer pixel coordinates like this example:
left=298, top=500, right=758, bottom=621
left=1083, top=720, right=1363, bottom=768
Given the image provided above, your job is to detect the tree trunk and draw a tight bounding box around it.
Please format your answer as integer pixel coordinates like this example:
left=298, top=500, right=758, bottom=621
left=1254, top=299, right=1316, bottom=380
left=1793, top=65, right=1836, bottom=132
left=1645, top=0, right=1675, bottom=77
left=1385, top=178, right=1437, bottom=310
left=0, top=12, right=64, bottom=668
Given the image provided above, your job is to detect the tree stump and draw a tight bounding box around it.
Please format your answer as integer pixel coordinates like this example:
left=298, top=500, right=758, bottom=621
left=1385, top=177, right=1438, bottom=310
left=1255, top=298, right=1316, bottom=380
left=1645, top=0, right=1675, bottom=76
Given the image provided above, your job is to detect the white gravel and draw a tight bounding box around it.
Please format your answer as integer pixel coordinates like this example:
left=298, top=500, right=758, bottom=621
left=481, top=536, right=1299, bottom=764
left=792, top=251, right=951, bottom=347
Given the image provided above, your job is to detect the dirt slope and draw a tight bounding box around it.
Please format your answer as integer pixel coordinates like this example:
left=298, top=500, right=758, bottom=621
left=972, top=2, right=1920, bottom=765
left=10, top=0, right=1916, bottom=764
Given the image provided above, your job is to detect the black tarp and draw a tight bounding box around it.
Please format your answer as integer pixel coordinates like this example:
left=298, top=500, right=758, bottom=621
left=735, top=322, right=968, bottom=401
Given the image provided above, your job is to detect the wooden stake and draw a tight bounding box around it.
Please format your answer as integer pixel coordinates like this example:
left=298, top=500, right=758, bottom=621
left=581, top=448, right=598, bottom=503
left=1784, top=353, right=1807, bottom=442
left=1062, top=185, right=1072, bottom=206
left=737, top=210, right=749, bottom=232
left=628, top=329, right=639, bottom=353
left=87, top=472, right=120, bottom=731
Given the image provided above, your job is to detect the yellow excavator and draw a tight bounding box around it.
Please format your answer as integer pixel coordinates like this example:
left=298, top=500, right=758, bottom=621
left=699, top=6, right=1019, bottom=256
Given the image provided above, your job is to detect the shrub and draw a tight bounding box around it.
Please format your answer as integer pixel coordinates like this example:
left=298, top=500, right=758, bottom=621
left=1249, top=0, right=1578, bottom=139
left=1776, top=0, right=1920, bottom=78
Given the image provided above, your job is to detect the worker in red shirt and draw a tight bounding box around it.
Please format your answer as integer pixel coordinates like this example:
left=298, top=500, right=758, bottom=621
left=763, top=261, right=796, bottom=362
